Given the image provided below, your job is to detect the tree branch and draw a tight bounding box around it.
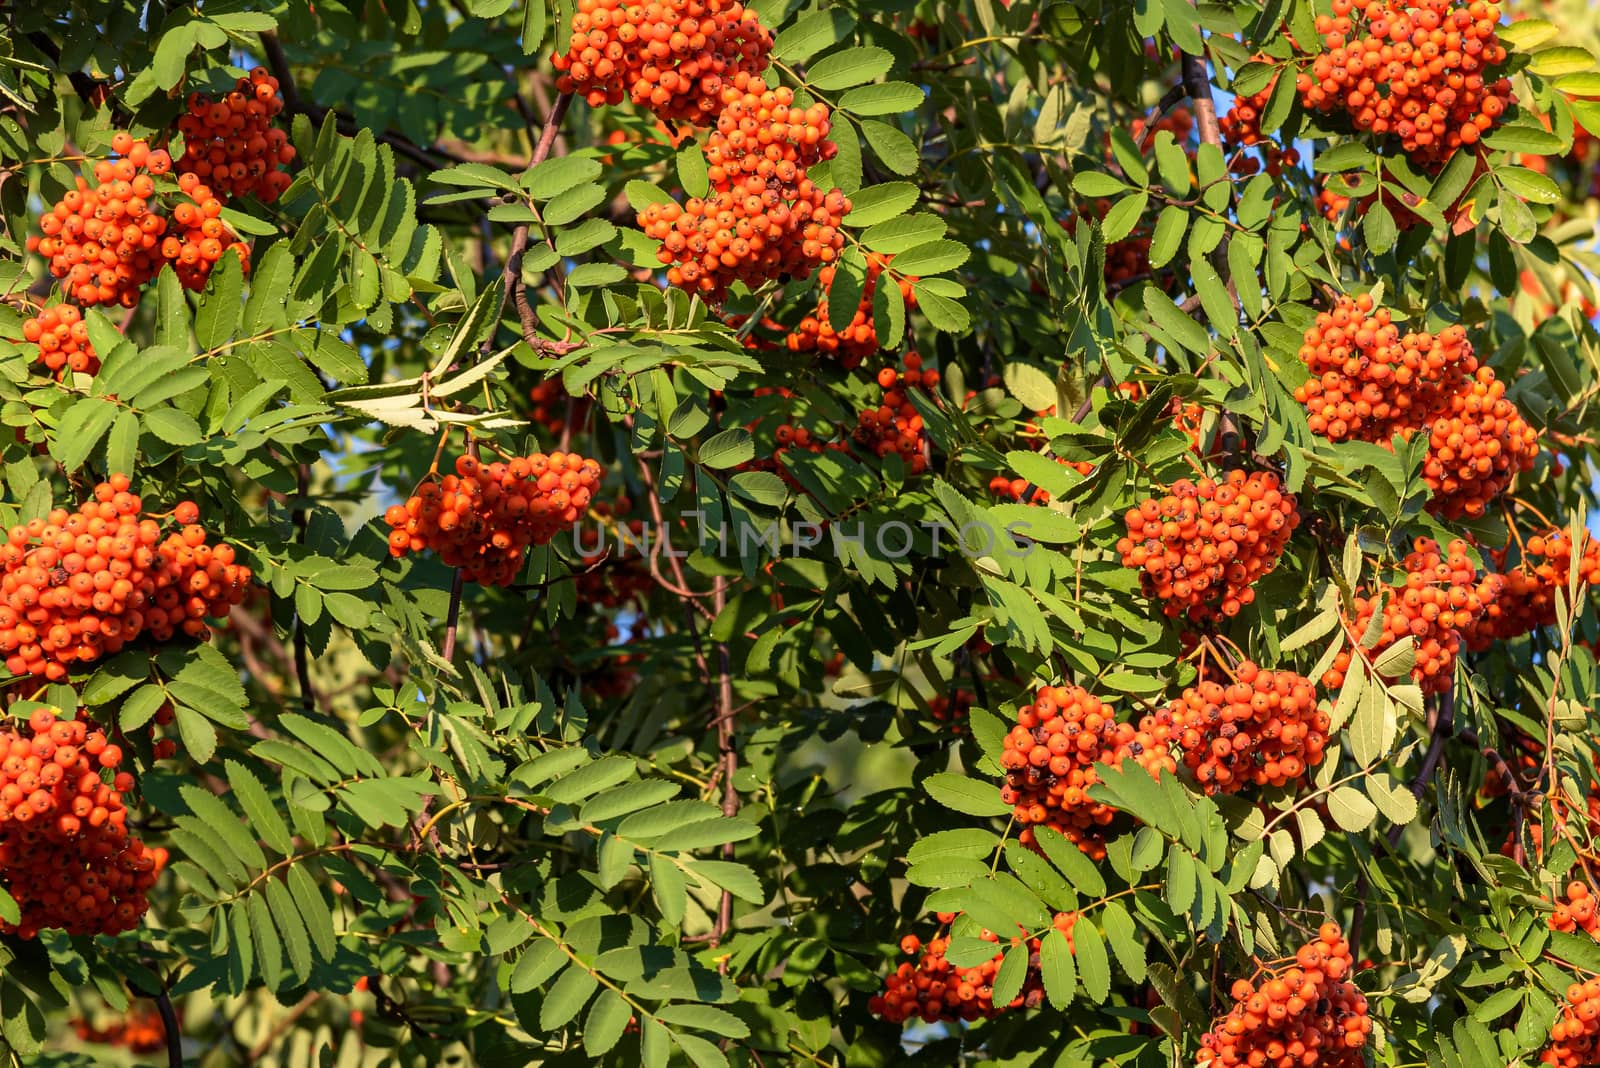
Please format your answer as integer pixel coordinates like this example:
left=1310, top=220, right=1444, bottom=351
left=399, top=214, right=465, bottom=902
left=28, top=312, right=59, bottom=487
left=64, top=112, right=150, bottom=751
left=503, top=93, right=575, bottom=356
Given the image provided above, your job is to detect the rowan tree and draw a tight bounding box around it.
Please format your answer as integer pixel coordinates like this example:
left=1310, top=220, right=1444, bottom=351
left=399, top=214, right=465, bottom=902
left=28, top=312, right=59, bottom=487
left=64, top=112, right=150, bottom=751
left=0, top=1, right=1599, bottom=1066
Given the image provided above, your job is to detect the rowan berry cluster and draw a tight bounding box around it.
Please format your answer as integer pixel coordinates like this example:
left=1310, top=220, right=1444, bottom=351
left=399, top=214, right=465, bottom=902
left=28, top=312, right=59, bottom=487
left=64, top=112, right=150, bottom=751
left=27, top=136, right=173, bottom=308
left=1422, top=365, right=1538, bottom=519
left=20, top=304, right=98, bottom=377
left=1117, top=470, right=1301, bottom=625
left=552, top=0, right=773, bottom=123
left=999, top=684, right=1176, bottom=858
left=927, top=689, right=973, bottom=733
left=1221, top=80, right=1302, bottom=177
left=784, top=253, right=917, bottom=368
left=868, top=911, right=1077, bottom=1024
left=27, top=132, right=253, bottom=311
left=1322, top=537, right=1499, bottom=696
left=0, top=478, right=252, bottom=680
left=160, top=172, right=251, bottom=291
left=1130, top=105, right=1196, bottom=151
left=1161, top=661, right=1329, bottom=794
left=1550, top=881, right=1600, bottom=937
left=72, top=1005, right=167, bottom=1054
left=1296, top=0, right=1513, bottom=169
left=174, top=68, right=296, bottom=202
left=705, top=78, right=836, bottom=184
left=987, top=459, right=1095, bottom=505
left=1543, top=975, right=1600, bottom=1066
left=528, top=378, right=593, bottom=439
left=384, top=452, right=603, bottom=586
left=1466, top=529, right=1600, bottom=649
left=1295, top=294, right=1537, bottom=518
left=853, top=354, right=939, bottom=475
left=637, top=169, right=847, bottom=297
left=1198, top=924, right=1371, bottom=1067
left=1063, top=200, right=1155, bottom=290
left=0, top=708, right=168, bottom=939
left=1294, top=294, right=1476, bottom=443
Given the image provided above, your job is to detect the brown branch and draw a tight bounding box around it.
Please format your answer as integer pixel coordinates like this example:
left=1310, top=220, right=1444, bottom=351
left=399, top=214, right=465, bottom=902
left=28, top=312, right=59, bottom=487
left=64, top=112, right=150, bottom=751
left=291, top=464, right=319, bottom=713
left=248, top=993, right=320, bottom=1060
left=259, top=31, right=460, bottom=172
left=503, top=93, right=575, bottom=356
left=1180, top=50, right=1223, bottom=148
left=711, top=578, right=738, bottom=965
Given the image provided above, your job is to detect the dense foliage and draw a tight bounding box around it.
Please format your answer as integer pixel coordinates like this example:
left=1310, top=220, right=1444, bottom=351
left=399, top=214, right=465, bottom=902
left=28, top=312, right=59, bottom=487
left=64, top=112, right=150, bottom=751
left=1, top=0, right=1600, bottom=1066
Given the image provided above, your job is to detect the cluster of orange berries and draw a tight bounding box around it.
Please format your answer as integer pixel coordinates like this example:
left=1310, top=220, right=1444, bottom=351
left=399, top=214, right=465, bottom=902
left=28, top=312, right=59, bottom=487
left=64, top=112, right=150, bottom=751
left=1063, top=199, right=1156, bottom=291
left=927, top=689, right=973, bottom=733
left=552, top=0, right=773, bottom=122
left=987, top=459, right=1095, bottom=505
left=1162, top=662, right=1329, bottom=794
left=1130, top=105, right=1196, bottom=151
left=1221, top=80, right=1303, bottom=177
left=1550, top=881, right=1600, bottom=937
left=160, top=171, right=251, bottom=291
left=868, top=911, right=1076, bottom=1024
left=1421, top=365, right=1539, bottom=519
left=638, top=74, right=849, bottom=297
left=26, top=131, right=252, bottom=315
left=384, top=452, right=603, bottom=586
left=27, top=136, right=174, bottom=308
left=1467, top=529, right=1600, bottom=649
left=1117, top=470, right=1301, bottom=625
left=0, top=709, right=168, bottom=939
left=1544, top=971, right=1600, bottom=1066
left=1322, top=537, right=1499, bottom=696
left=21, top=304, right=98, bottom=377
left=784, top=253, right=916, bottom=369
left=1297, top=0, right=1513, bottom=169
left=853, top=355, right=939, bottom=475
left=999, top=684, right=1176, bottom=858
left=1296, top=294, right=1536, bottom=518
left=0, top=478, right=252, bottom=680
left=528, top=378, right=593, bottom=439
left=175, top=68, right=296, bottom=202
left=1198, top=924, right=1371, bottom=1067
left=72, top=1004, right=167, bottom=1054
left=1295, top=294, right=1475, bottom=443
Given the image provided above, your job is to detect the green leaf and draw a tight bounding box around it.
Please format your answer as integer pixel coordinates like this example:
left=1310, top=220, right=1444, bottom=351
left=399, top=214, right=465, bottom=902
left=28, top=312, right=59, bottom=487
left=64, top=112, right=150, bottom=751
left=676, top=141, right=709, bottom=199
left=144, top=408, right=203, bottom=446
left=195, top=251, right=243, bottom=350
left=523, top=156, right=603, bottom=200
left=585, top=989, right=632, bottom=1055
left=839, top=82, right=926, bottom=116
left=655, top=1004, right=751, bottom=1039
left=1032, top=826, right=1107, bottom=896
left=697, top=428, right=755, bottom=469
left=1099, top=900, right=1146, bottom=981
left=225, top=760, right=295, bottom=856
left=540, top=964, right=599, bottom=1030
left=1327, top=785, right=1378, bottom=831
left=52, top=398, right=118, bottom=472
left=511, top=939, right=567, bottom=993
left=860, top=120, right=919, bottom=175
left=890, top=240, right=969, bottom=276
left=806, top=47, right=894, bottom=91
left=845, top=182, right=920, bottom=227
left=923, top=772, right=1012, bottom=817
left=1039, top=928, right=1077, bottom=1009
left=771, top=10, right=856, bottom=63
left=1074, top=918, right=1111, bottom=1001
